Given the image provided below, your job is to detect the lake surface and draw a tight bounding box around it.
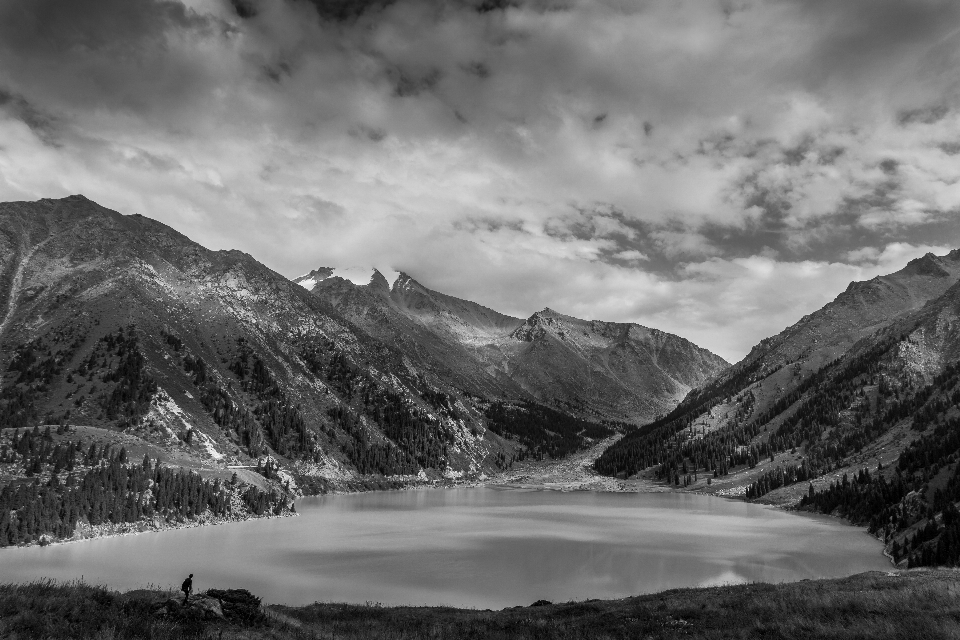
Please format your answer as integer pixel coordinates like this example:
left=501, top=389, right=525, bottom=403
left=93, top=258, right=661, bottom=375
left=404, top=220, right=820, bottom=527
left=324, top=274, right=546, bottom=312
left=0, top=487, right=890, bottom=609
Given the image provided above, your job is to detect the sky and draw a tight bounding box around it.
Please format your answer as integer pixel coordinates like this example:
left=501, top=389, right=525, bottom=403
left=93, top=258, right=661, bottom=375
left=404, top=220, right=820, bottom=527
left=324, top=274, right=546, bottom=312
left=0, top=0, right=958, bottom=362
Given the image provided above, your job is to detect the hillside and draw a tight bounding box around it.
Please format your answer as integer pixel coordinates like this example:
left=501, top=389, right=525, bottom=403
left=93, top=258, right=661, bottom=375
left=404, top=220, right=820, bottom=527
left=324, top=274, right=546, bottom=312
left=4, top=570, right=960, bottom=639
left=304, top=268, right=729, bottom=423
left=595, top=250, right=960, bottom=568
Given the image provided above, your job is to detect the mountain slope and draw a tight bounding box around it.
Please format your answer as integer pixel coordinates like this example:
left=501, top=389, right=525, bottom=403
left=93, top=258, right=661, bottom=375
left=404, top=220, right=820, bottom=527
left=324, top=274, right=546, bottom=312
left=0, top=195, right=519, bottom=500
left=302, top=268, right=729, bottom=423
left=596, top=250, right=960, bottom=479
left=593, top=248, right=960, bottom=568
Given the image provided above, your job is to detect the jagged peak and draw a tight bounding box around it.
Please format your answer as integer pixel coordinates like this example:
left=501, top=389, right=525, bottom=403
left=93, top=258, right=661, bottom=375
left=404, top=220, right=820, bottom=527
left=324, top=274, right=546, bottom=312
left=526, top=308, right=564, bottom=323
left=511, top=308, right=567, bottom=341
left=524, top=307, right=564, bottom=322
left=391, top=271, right=425, bottom=293
left=292, top=267, right=333, bottom=291
left=292, top=266, right=401, bottom=291
left=901, top=252, right=950, bottom=278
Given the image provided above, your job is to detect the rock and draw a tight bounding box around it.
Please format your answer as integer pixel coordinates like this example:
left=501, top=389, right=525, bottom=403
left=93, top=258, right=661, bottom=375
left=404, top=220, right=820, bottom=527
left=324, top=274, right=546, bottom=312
left=151, top=598, right=182, bottom=618
left=187, top=595, right=225, bottom=621
left=152, top=595, right=224, bottom=621
left=204, top=588, right=265, bottom=623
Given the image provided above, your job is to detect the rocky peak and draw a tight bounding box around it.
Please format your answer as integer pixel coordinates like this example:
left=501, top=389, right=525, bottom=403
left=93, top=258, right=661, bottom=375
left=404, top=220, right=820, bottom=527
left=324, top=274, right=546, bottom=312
left=902, top=252, right=950, bottom=278
left=293, top=266, right=401, bottom=292
left=390, top=271, right=426, bottom=295
left=511, top=309, right=568, bottom=342
left=293, top=267, right=334, bottom=291
left=367, top=269, right=396, bottom=295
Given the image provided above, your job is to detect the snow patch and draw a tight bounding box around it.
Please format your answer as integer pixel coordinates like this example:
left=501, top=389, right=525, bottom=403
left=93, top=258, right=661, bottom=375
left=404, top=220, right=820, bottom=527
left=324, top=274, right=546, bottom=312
left=296, top=266, right=401, bottom=289
left=296, top=277, right=317, bottom=290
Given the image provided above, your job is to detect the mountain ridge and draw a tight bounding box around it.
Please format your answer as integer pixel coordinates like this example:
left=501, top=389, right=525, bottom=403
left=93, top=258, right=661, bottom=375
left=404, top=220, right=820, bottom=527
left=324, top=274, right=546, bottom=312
left=593, top=244, right=960, bottom=568
left=305, top=264, right=729, bottom=423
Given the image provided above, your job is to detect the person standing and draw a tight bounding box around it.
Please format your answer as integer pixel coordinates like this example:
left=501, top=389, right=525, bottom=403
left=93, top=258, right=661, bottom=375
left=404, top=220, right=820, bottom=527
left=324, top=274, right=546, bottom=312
left=181, top=573, right=193, bottom=605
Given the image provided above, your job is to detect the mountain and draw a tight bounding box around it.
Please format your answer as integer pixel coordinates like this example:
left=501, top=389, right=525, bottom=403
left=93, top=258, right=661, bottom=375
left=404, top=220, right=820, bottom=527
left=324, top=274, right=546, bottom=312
left=594, top=249, right=960, bottom=568
left=0, top=195, right=517, bottom=498
left=301, top=268, right=729, bottom=424
left=0, top=194, right=724, bottom=522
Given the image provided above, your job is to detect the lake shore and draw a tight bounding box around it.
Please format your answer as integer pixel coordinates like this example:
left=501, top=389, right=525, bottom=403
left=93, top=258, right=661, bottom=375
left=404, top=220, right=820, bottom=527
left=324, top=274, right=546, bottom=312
left=6, top=509, right=300, bottom=551
left=0, top=434, right=868, bottom=552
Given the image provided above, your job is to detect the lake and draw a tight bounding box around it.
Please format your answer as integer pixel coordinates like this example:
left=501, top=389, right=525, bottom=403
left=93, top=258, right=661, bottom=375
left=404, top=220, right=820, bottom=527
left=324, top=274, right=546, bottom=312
left=0, top=487, right=890, bottom=609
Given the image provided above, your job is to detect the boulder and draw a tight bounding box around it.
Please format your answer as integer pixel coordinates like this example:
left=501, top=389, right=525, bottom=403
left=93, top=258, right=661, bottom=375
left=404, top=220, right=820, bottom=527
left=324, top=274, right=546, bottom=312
left=204, top=588, right=265, bottom=623
left=185, top=595, right=225, bottom=621
left=151, top=598, right=182, bottom=618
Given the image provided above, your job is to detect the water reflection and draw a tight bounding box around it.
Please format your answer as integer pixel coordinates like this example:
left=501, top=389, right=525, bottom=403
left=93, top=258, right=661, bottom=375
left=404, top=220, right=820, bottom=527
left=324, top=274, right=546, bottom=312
left=0, top=488, right=889, bottom=608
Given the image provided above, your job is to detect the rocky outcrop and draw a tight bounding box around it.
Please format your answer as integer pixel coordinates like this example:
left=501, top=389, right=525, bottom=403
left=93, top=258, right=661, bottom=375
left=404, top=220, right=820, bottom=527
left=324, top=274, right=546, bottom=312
left=152, top=589, right=264, bottom=623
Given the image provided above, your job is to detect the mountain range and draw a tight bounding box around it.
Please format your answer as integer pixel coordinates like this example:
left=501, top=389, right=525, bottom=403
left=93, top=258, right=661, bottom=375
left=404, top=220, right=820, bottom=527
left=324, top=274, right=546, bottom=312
left=6, top=194, right=960, bottom=566
left=297, top=266, right=728, bottom=423
left=0, top=195, right=726, bottom=498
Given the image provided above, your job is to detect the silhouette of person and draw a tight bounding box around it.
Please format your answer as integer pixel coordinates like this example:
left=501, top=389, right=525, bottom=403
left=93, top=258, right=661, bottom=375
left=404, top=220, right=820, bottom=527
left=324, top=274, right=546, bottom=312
left=181, top=573, right=193, bottom=605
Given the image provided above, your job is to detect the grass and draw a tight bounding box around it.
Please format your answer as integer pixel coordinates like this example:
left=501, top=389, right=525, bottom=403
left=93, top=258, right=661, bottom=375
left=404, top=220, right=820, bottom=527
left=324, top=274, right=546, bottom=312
left=3, top=570, right=960, bottom=639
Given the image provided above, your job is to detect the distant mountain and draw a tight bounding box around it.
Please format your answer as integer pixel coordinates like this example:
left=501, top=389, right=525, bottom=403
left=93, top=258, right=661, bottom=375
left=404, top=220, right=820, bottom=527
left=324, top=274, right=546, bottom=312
left=594, top=248, right=960, bottom=568
left=302, top=268, right=729, bottom=424
left=0, top=195, right=517, bottom=494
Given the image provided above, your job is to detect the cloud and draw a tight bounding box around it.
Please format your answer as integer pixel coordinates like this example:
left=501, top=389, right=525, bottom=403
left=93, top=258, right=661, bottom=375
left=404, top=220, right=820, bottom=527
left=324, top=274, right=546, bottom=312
left=0, top=0, right=959, bottom=361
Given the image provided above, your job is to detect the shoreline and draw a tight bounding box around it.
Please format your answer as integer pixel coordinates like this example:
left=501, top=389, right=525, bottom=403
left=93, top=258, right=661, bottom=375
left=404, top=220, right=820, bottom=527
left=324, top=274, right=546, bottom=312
left=2, top=435, right=890, bottom=565
left=0, top=509, right=298, bottom=551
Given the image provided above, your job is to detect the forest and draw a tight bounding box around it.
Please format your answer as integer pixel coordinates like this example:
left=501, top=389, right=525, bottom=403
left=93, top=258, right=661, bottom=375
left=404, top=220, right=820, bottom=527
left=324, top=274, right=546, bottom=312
left=300, top=340, right=455, bottom=475
left=800, top=407, right=960, bottom=568
left=484, top=401, right=614, bottom=461
left=0, top=425, right=286, bottom=547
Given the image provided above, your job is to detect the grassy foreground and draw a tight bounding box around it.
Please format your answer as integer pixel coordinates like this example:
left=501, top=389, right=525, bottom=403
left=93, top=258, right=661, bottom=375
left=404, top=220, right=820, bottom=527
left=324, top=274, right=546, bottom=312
left=2, top=570, right=960, bottom=639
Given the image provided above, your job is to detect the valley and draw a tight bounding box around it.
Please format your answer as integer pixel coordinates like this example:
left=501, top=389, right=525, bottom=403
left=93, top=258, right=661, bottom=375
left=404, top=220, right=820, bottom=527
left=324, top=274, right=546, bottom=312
left=2, top=194, right=960, bottom=598
left=0, top=195, right=726, bottom=549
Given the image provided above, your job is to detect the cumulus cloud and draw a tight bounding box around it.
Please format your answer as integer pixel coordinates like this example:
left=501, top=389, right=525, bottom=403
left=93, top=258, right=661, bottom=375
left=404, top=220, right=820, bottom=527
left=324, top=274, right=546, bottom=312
left=0, top=0, right=959, bottom=360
